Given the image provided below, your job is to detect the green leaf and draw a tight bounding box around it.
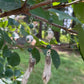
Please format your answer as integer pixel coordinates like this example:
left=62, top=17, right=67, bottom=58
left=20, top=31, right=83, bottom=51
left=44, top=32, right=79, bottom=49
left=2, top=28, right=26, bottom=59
left=0, top=29, right=4, bottom=49
left=5, top=69, right=13, bottom=77
left=3, top=31, right=12, bottom=44
left=28, top=0, right=36, bottom=5
left=0, top=57, right=5, bottom=64
left=30, top=7, right=50, bottom=20
left=50, top=38, right=57, bottom=44
left=73, top=2, right=84, bottom=23
left=0, top=20, right=8, bottom=28
left=20, top=25, right=28, bottom=36
left=13, top=81, right=17, bottom=84
left=7, top=52, right=20, bottom=66
left=0, top=0, right=21, bottom=11
left=75, top=24, right=84, bottom=60
left=31, top=48, right=40, bottom=64
left=0, top=63, right=3, bottom=73
left=79, top=46, right=84, bottom=61
left=14, top=69, right=21, bottom=77
left=13, top=81, right=21, bottom=84
left=8, top=25, right=16, bottom=32
left=8, top=18, right=19, bottom=26
left=48, top=8, right=81, bottom=24
left=51, top=49, right=60, bottom=69
left=3, top=45, right=11, bottom=58
left=0, top=21, right=3, bottom=28
left=30, top=7, right=63, bottom=31
left=3, top=20, right=8, bottom=28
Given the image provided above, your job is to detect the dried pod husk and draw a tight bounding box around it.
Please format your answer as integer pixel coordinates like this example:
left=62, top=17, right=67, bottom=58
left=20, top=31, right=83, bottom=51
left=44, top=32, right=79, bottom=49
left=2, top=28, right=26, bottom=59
left=42, top=50, right=51, bottom=84
left=22, top=55, right=36, bottom=84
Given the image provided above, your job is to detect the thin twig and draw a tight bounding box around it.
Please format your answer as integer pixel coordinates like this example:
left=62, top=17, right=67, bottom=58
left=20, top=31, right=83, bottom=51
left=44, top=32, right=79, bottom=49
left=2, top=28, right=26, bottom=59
left=0, top=0, right=80, bottom=17
left=29, top=0, right=58, bottom=10
left=26, top=13, right=78, bottom=34
left=0, top=0, right=78, bottom=34
left=44, top=0, right=80, bottom=9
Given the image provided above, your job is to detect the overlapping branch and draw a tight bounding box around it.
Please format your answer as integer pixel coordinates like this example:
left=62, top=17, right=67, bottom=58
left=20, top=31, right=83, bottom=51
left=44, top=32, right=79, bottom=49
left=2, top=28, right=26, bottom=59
left=0, top=0, right=59, bottom=18
left=44, top=0, right=80, bottom=9
left=30, top=0, right=58, bottom=10
left=27, top=13, right=78, bottom=34
left=0, top=0, right=80, bottom=34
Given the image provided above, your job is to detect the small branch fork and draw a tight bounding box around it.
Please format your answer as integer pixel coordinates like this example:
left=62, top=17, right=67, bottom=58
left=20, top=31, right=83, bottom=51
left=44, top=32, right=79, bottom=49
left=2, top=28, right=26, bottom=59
left=0, top=0, right=81, bottom=34
left=0, top=0, right=59, bottom=18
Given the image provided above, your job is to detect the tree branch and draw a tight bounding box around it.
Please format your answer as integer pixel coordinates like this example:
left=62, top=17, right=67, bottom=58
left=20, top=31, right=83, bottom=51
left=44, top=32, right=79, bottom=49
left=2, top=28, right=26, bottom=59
left=0, top=0, right=28, bottom=18
left=0, top=0, right=58, bottom=18
left=30, top=0, right=58, bottom=10
left=44, top=0, right=80, bottom=10
left=0, top=0, right=78, bottom=34
left=0, top=8, right=22, bottom=18
left=26, top=13, right=78, bottom=34
left=0, top=0, right=80, bottom=17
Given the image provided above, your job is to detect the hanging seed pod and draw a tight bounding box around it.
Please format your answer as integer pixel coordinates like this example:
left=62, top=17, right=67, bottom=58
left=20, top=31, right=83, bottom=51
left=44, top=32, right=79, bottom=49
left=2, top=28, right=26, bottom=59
left=26, top=35, right=33, bottom=43
left=29, top=23, right=34, bottom=29
left=22, top=54, right=36, bottom=84
left=29, top=17, right=34, bottom=29
left=46, top=45, right=51, bottom=49
left=46, top=28, right=54, bottom=42
left=42, top=50, right=51, bottom=84
left=27, top=48, right=32, bottom=52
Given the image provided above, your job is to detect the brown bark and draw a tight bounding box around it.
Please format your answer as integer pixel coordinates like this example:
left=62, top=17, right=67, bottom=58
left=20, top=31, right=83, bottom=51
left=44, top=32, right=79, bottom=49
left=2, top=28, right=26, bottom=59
left=0, top=0, right=78, bottom=34
left=30, top=14, right=78, bottom=34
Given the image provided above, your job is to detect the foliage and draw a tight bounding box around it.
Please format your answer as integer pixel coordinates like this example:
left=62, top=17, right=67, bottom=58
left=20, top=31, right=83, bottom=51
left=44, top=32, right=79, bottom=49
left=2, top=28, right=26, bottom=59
left=0, top=30, right=4, bottom=49
left=31, top=47, right=41, bottom=64
left=0, top=28, right=22, bottom=83
left=48, top=9, right=81, bottom=24
left=0, top=0, right=84, bottom=83
left=60, top=34, right=70, bottom=43
left=74, top=24, right=84, bottom=61
left=51, top=49, right=60, bottom=69
left=15, top=49, right=84, bottom=84
left=0, top=0, right=21, bottom=11
left=73, top=2, right=84, bottom=23
left=73, top=2, right=84, bottom=60
left=50, top=38, right=57, bottom=44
